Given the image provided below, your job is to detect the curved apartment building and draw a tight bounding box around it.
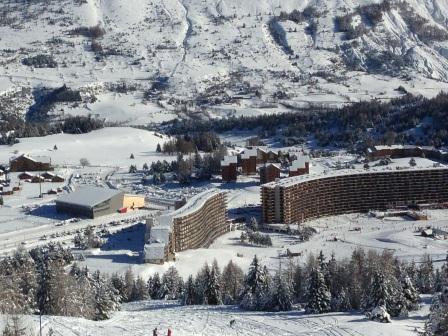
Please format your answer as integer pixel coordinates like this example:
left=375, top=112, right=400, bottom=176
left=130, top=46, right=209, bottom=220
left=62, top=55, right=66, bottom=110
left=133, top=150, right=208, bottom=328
left=144, top=189, right=227, bottom=263
left=262, top=167, right=448, bottom=224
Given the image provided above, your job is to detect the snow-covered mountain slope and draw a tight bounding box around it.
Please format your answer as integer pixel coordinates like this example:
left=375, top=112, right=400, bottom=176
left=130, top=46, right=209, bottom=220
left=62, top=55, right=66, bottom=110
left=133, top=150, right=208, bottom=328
left=2, top=0, right=448, bottom=123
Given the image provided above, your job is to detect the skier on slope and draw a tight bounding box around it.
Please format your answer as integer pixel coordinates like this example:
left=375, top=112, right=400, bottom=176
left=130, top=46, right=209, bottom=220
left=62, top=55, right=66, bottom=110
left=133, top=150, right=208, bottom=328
left=167, top=327, right=172, bottom=336
left=153, top=327, right=158, bottom=336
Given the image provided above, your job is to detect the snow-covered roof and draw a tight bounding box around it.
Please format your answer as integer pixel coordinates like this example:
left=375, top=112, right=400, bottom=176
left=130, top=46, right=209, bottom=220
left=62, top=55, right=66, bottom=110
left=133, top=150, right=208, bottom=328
left=241, top=149, right=257, bottom=159
left=19, top=171, right=35, bottom=176
left=150, top=227, right=170, bottom=244
left=262, top=163, right=280, bottom=170
left=12, top=154, right=51, bottom=164
left=144, top=242, right=166, bottom=261
left=291, top=156, right=310, bottom=170
left=263, top=166, right=448, bottom=189
left=370, top=145, right=446, bottom=154
left=56, top=186, right=123, bottom=208
left=156, top=189, right=225, bottom=228
left=221, top=155, right=238, bottom=166
left=254, top=146, right=268, bottom=154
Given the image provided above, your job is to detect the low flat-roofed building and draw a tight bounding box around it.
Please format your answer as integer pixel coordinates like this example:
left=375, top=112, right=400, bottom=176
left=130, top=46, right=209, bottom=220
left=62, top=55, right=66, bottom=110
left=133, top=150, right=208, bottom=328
left=123, top=194, right=145, bottom=210
left=56, top=186, right=125, bottom=219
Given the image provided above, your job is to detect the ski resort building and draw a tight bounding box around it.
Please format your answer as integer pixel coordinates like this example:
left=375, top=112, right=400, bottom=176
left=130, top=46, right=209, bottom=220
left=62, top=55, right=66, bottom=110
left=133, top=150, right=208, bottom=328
left=241, top=149, right=257, bottom=175
left=367, top=145, right=448, bottom=161
left=10, top=154, right=53, bottom=172
left=144, top=189, right=227, bottom=264
left=221, top=156, right=238, bottom=182
left=259, top=163, right=281, bottom=184
left=289, top=156, right=310, bottom=177
left=56, top=187, right=145, bottom=218
left=56, top=187, right=125, bottom=218
left=262, top=167, right=448, bottom=224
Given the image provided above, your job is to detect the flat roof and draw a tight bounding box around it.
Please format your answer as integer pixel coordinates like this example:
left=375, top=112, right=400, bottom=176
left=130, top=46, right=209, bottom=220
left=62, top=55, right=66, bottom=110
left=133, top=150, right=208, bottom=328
left=221, top=155, right=237, bottom=166
left=241, top=149, right=257, bottom=159
left=262, top=166, right=448, bottom=189
left=157, top=189, right=225, bottom=227
left=291, top=156, right=310, bottom=170
left=144, top=243, right=166, bottom=260
left=56, top=186, right=123, bottom=208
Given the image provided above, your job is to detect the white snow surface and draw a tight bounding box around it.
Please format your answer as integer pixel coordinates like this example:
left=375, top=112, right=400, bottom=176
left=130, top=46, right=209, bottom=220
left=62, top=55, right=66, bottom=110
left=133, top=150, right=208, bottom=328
left=0, top=127, right=172, bottom=167
left=0, top=299, right=431, bottom=336
left=2, top=0, right=448, bottom=122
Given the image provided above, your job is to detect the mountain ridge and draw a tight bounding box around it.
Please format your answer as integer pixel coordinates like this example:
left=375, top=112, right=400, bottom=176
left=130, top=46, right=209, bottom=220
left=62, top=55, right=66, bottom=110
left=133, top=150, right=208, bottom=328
left=1, top=0, right=448, bottom=123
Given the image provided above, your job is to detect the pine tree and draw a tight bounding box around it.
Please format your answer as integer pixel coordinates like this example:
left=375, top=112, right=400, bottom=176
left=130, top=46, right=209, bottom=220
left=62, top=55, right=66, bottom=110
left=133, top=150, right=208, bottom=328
left=305, top=267, right=331, bottom=314
left=204, top=266, right=222, bottom=305
left=362, top=269, right=396, bottom=316
left=193, top=264, right=210, bottom=304
left=221, top=260, right=244, bottom=304
left=110, top=273, right=126, bottom=300
left=156, top=143, right=162, bottom=153
left=160, top=266, right=183, bottom=300
left=131, top=277, right=149, bottom=301
left=93, top=272, right=121, bottom=320
left=268, top=269, right=292, bottom=311
left=249, top=217, right=259, bottom=231
left=292, top=264, right=304, bottom=303
left=425, top=288, right=448, bottom=335
left=123, top=268, right=135, bottom=302
left=401, top=275, right=419, bottom=312
left=148, top=273, right=162, bottom=299
left=240, top=255, right=269, bottom=311
left=331, top=287, right=352, bottom=312
left=317, top=250, right=326, bottom=271
left=348, top=248, right=366, bottom=310
left=0, top=275, right=27, bottom=314
left=417, top=254, right=435, bottom=294
left=181, top=275, right=196, bottom=305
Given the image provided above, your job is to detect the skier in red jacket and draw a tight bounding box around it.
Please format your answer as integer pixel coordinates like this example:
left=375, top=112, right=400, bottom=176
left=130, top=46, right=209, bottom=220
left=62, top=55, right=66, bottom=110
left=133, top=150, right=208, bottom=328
left=167, top=328, right=172, bottom=336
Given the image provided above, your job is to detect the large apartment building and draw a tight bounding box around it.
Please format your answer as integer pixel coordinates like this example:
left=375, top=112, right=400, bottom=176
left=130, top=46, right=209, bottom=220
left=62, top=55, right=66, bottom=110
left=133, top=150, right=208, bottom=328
left=262, top=167, right=448, bottom=224
left=144, top=189, right=227, bottom=264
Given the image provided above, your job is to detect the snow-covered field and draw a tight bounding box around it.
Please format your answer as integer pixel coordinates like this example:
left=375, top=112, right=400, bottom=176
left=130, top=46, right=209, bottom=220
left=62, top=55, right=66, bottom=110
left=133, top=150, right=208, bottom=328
left=0, top=127, right=171, bottom=167
left=3, top=299, right=431, bottom=336
left=76, top=209, right=448, bottom=281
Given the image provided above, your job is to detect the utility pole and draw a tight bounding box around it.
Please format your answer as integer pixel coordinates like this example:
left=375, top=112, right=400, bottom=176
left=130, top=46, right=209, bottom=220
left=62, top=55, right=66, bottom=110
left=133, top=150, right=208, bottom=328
left=39, top=310, right=42, bottom=336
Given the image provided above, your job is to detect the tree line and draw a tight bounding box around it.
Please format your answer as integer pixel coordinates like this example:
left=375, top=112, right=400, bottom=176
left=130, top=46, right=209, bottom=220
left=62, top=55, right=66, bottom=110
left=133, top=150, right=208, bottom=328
left=0, top=115, right=105, bottom=145
left=1, top=247, right=446, bottom=334
left=161, top=93, right=448, bottom=152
